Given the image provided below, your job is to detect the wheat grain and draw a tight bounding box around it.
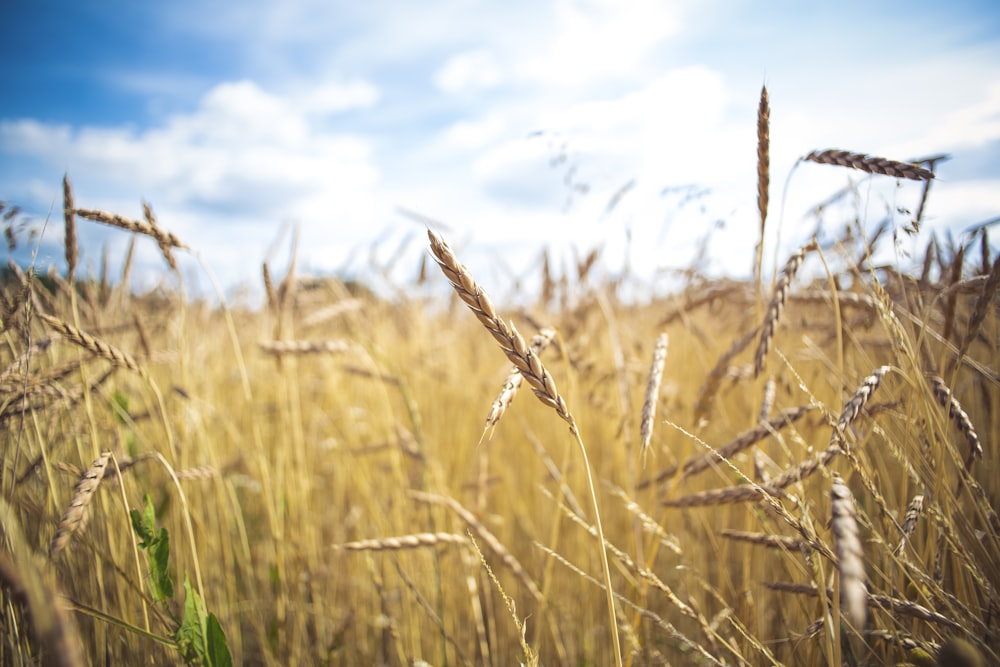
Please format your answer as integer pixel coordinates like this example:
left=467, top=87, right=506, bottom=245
left=39, top=313, right=146, bottom=378
left=301, top=298, right=364, bottom=328
left=335, top=532, right=468, bottom=552
left=262, top=263, right=277, bottom=312
left=929, top=376, right=983, bottom=462
left=74, top=208, right=187, bottom=252
left=831, top=474, right=867, bottom=630
left=958, top=252, right=1000, bottom=362
left=482, top=327, right=556, bottom=440
left=258, top=339, right=351, bottom=355
left=804, top=149, right=934, bottom=181
left=661, top=483, right=774, bottom=508
left=141, top=201, right=178, bottom=272
left=765, top=583, right=961, bottom=631
left=639, top=332, right=669, bottom=463
left=50, top=451, right=111, bottom=557
left=755, top=84, right=770, bottom=286
left=639, top=405, right=812, bottom=490
left=895, top=494, right=924, bottom=555
left=754, top=240, right=817, bottom=377
left=758, top=376, right=776, bottom=422
left=62, top=175, right=77, bottom=281
left=720, top=529, right=805, bottom=551
left=834, top=365, right=891, bottom=445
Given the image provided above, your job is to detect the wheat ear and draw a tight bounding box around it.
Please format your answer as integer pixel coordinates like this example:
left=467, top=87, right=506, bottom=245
left=754, top=240, right=817, bottom=377
left=62, top=175, right=77, bottom=281
left=831, top=474, right=867, bottom=630
left=834, top=365, right=891, bottom=446
left=39, top=313, right=146, bottom=378
left=482, top=327, right=556, bottom=441
left=895, top=494, right=924, bottom=555
left=804, top=149, right=934, bottom=181
left=428, top=229, right=573, bottom=427
left=929, top=376, right=983, bottom=464
left=639, top=332, right=669, bottom=463
left=73, top=208, right=187, bottom=252
left=258, top=339, right=351, bottom=355
left=50, top=451, right=112, bottom=557
left=335, top=532, right=468, bottom=552
left=754, top=84, right=770, bottom=286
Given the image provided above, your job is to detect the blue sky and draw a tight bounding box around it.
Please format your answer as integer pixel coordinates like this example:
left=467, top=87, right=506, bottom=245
left=3, top=1, right=1000, bottom=298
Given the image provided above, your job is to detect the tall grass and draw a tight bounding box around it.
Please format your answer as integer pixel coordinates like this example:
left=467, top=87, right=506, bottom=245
left=0, top=99, right=997, bottom=666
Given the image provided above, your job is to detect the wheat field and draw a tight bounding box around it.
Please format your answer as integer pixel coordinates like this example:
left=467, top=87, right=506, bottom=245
left=1, top=92, right=998, bottom=666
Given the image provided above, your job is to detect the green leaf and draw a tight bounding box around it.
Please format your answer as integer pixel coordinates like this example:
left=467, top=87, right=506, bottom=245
left=177, top=576, right=207, bottom=664
left=149, top=527, right=174, bottom=602
left=130, top=495, right=156, bottom=548
left=205, top=613, right=233, bottom=667
left=130, top=496, right=174, bottom=602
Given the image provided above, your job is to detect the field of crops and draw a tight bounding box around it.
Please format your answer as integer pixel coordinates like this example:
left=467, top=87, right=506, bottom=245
left=1, top=90, right=997, bottom=666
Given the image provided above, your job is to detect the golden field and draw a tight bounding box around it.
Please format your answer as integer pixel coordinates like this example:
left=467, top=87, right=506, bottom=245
left=1, top=112, right=998, bottom=666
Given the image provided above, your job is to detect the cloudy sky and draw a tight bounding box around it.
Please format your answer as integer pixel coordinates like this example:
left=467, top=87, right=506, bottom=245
left=2, top=1, right=999, bottom=299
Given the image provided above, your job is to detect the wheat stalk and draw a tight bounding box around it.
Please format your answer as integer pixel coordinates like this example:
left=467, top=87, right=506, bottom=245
left=409, top=491, right=542, bottom=601
left=427, top=226, right=623, bottom=665
left=754, top=240, right=817, bottom=377
left=958, top=252, right=1000, bottom=363
left=804, top=149, right=935, bottom=181
left=639, top=332, right=669, bottom=463
left=692, top=325, right=759, bottom=424
left=50, top=451, right=111, bottom=557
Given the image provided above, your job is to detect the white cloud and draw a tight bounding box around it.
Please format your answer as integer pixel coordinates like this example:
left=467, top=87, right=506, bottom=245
left=434, top=50, right=504, bottom=93
left=0, top=78, right=385, bottom=289
left=513, top=0, right=683, bottom=85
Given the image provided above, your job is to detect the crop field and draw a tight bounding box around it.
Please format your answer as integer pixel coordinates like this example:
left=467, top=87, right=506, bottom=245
left=1, top=89, right=998, bottom=666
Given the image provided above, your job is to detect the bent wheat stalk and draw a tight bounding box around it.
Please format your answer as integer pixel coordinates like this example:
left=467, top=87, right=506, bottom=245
left=427, top=228, right=623, bottom=667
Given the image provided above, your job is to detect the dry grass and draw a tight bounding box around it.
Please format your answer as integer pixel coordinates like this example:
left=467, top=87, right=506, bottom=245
left=1, top=91, right=997, bottom=667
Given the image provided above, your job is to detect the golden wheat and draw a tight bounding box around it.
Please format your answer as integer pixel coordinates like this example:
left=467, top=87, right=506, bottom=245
left=639, top=332, right=668, bottom=462
left=830, top=473, right=867, bottom=630
left=50, top=450, right=111, bottom=557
